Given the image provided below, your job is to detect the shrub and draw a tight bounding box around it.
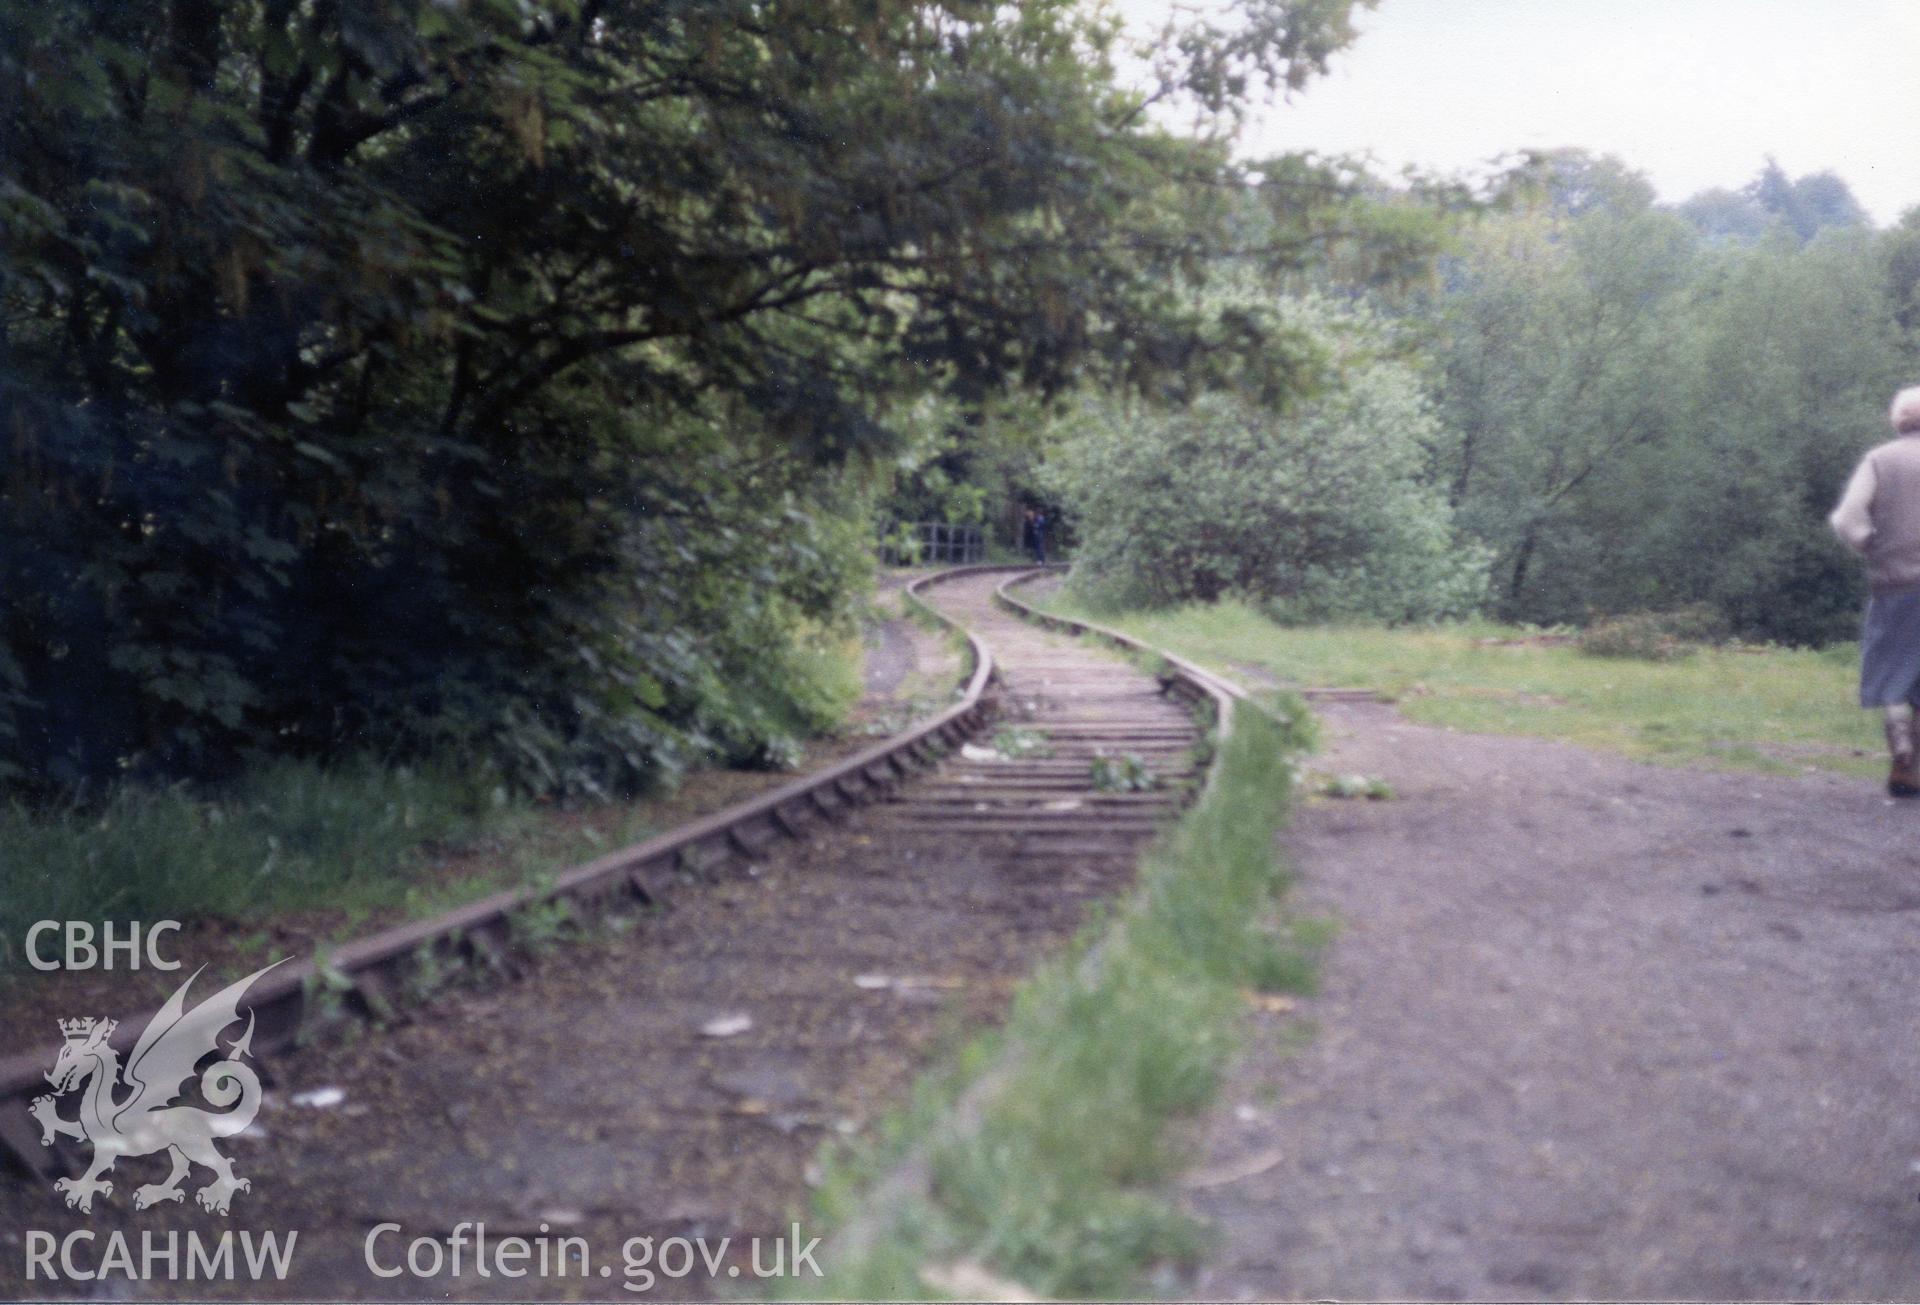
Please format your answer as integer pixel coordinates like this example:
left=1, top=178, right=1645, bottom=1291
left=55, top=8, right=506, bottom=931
left=1576, top=605, right=1731, bottom=661
left=1043, top=296, right=1489, bottom=623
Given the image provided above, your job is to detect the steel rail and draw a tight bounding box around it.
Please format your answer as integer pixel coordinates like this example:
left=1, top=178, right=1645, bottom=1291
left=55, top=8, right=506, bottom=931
left=992, top=567, right=1249, bottom=742
left=822, top=565, right=1266, bottom=1268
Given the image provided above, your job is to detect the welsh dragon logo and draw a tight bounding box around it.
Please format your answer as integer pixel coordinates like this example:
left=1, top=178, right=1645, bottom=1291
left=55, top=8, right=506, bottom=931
left=28, top=961, right=284, bottom=1215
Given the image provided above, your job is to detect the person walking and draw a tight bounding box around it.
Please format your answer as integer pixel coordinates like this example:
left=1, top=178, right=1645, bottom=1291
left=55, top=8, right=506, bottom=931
left=1031, top=507, right=1048, bottom=564
left=1830, top=385, right=1920, bottom=796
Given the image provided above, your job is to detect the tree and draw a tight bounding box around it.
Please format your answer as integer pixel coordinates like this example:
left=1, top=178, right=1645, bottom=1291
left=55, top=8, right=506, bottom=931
left=0, top=0, right=1377, bottom=794
left=1644, top=229, right=1906, bottom=644
left=1883, top=207, right=1920, bottom=335
left=1746, top=158, right=1869, bottom=243
left=1422, top=170, right=1905, bottom=643
left=1428, top=196, right=1696, bottom=617
left=1493, top=148, right=1657, bottom=218
left=1676, top=188, right=1772, bottom=244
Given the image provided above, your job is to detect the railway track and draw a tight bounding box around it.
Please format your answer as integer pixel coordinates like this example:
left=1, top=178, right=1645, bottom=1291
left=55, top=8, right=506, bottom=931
left=0, top=566, right=1229, bottom=1300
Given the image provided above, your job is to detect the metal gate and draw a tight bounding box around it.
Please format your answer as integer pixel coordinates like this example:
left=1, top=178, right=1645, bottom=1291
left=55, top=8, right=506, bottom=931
left=878, top=521, right=985, bottom=566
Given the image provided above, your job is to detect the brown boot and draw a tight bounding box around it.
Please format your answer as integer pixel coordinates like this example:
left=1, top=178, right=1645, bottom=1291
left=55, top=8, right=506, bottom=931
left=1891, top=759, right=1920, bottom=798
left=1888, top=713, right=1920, bottom=797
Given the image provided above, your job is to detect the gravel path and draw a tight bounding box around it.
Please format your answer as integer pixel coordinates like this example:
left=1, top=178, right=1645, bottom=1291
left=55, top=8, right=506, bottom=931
left=862, top=614, right=919, bottom=699
left=1186, top=701, right=1920, bottom=1301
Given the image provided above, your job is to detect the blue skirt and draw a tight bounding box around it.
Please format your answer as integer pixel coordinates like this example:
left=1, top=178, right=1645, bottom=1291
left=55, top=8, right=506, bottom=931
left=1859, top=588, right=1920, bottom=707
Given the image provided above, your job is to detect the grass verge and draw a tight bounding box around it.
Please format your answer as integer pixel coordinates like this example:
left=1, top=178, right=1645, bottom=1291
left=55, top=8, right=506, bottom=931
left=0, top=618, right=876, bottom=973
left=0, top=759, right=505, bottom=964
left=0, top=758, right=670, bottom=973
left=1039, top=596, right=1877, bottom=778
left=796, top=696, right=1319, bottom=1299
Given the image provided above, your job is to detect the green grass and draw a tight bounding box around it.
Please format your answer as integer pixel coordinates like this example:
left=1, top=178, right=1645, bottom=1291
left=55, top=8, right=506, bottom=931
left=797, top=700, right=1319, bottom=1300
left=1041, top=596, right=1878, bottom=778
left=0, top=610, right=881, bottom=973
left=782, top=622, right=868, bottom=734
left=0, top=758, right=536, bottom=968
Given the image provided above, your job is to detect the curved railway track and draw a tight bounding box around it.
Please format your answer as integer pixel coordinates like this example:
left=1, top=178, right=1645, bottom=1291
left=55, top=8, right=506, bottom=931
left=0, top=566, right=1237, bottom=1300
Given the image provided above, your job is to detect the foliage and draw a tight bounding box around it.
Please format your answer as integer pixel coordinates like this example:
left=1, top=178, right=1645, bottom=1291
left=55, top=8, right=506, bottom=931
left=508, top=893, right=575, bottom=959
left=1884, top=207, right=1920, bottom=335
left=1088, top=751, right=1156, bottom=792
left=1669, top=160, right=1871, bottom=248
left=1746, top=158, right=1870, bottom=243
left=1677, top=188, right=1774, bottom=245
left=1045, top=294, right=1487, bottom=621
left=1421, top=157, right=1908, bottom=644
left=1425, top=189, right=1696, bottom=612
left=0, top=0, right=1382, bottom=798
left=1575, top=606, right=1729, bottom=662
left=989, top=727, right=1053, bottom=760
left=1494, top=147, right=1658, bottom=217
left=0, top=758, right=507, bottom=966
left=878, top=392, right=1062, bottom=557
left=1320, top=772, right=1392, bottom=799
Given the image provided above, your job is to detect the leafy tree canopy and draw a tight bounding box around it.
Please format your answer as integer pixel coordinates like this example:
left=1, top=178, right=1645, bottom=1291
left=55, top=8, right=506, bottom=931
left=1421, top=165, right=1906, bottom=643
left=1746, top=158, right=1869, bottom=243
left=0, top=0, right=1382, bottom=794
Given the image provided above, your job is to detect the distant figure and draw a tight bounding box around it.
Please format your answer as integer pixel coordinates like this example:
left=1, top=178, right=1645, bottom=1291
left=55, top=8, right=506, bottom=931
left=1830, top=384, right=1920, bottom=796
left=1021, top=506, right=1048, bottom=564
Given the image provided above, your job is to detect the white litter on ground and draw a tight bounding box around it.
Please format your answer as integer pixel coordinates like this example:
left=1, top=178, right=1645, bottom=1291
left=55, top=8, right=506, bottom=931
left=291, top=1086, right=346, bottom=1109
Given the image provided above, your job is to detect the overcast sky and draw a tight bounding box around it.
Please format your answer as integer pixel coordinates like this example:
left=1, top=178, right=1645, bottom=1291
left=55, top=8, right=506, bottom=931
left=1115, top=0, right=1920, bottom=226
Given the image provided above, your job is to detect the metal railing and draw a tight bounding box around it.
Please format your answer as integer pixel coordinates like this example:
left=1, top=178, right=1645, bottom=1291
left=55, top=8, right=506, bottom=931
left=878, top=521, right=984, bottom=565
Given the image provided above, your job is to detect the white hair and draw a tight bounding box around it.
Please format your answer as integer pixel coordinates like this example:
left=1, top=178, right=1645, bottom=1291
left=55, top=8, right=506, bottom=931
left=1895, top=386, right=1920, bottom=434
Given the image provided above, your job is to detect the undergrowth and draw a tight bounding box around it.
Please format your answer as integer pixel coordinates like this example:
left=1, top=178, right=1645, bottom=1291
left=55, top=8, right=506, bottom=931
left=0, top=758, right=525, bottom=969
left=0, top=607, right=869, bottom=972
left=1575, top=605, right=1729, bottom=662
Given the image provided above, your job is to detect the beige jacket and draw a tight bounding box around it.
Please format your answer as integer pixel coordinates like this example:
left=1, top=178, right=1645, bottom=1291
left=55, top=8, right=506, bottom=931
left=1830, top=434, right=1920, bottom=591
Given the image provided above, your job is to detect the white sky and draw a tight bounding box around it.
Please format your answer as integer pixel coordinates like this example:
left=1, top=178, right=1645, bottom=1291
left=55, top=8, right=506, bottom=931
left=1112, top=0, right=1920, bottom=226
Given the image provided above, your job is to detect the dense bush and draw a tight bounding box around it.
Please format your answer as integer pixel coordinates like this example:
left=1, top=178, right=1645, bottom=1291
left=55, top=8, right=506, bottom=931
left=1044, top=297, right=1488, bottom=621
left=1575, top=606, right=1731, bottom=661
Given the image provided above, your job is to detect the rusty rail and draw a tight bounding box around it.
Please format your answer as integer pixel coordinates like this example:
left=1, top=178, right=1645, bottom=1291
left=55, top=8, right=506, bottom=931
left=822, top=567, right=1267, bottom=1268
left=0, top=565, right=1022, bottom=1180
left=992, top=567, right=1248, bottom=741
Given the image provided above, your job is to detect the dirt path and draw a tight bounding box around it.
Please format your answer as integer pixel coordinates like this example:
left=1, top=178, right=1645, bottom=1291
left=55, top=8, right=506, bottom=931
left=1185, top=701, right=1920, bottom=1300
left=855, top=588, right=949, bottom=710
